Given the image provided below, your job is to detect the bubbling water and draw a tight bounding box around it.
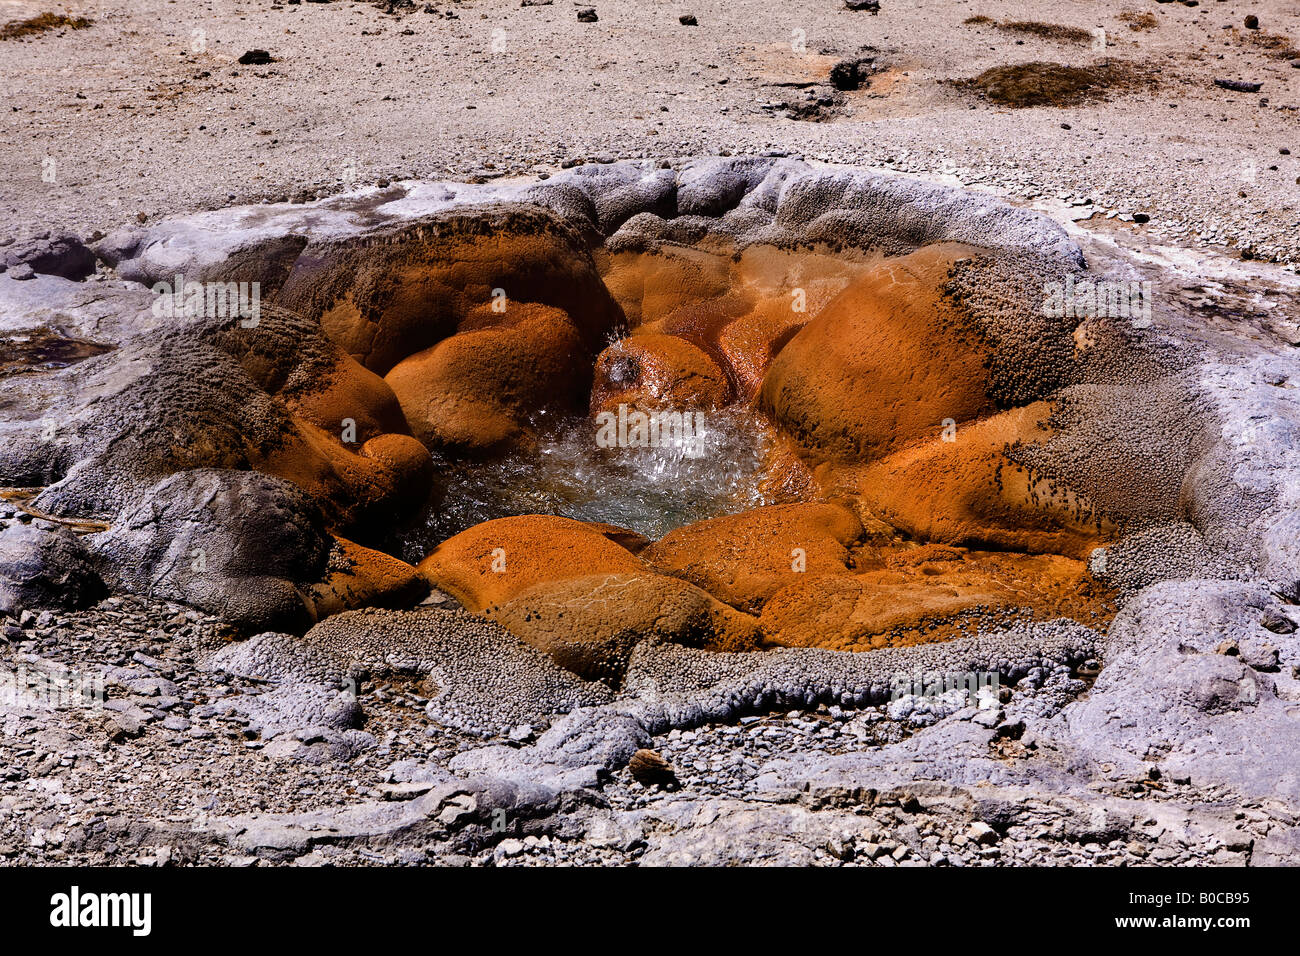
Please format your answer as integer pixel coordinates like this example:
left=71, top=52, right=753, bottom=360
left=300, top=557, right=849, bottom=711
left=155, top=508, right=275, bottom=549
left=393, top=406, right=783, bottom=561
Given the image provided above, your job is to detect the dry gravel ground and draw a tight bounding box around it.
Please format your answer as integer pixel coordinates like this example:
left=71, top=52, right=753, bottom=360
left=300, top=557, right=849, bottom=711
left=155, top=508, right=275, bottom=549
left=1, top=0, right=1298, bottom=263
left=0, top=592, right=1256, bottom=867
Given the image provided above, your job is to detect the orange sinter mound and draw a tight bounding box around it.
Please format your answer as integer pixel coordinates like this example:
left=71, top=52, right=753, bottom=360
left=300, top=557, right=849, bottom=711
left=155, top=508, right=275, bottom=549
left=263, top=207, right=1116, bottom=669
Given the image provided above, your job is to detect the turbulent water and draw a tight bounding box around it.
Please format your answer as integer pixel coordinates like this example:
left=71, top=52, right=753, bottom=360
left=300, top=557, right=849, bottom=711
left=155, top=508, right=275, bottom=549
left=393, top=406, right=781, bottom=561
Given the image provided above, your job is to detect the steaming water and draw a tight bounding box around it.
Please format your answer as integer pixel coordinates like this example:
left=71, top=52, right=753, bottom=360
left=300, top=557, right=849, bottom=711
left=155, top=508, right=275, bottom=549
left=393, top=406, right=782, bottom=561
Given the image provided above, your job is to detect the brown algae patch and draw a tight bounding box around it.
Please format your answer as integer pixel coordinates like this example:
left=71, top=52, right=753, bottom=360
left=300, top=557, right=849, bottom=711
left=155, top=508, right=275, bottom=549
left=0, top=12, right=92, bottom=40
left=994, top=21, right=1095, bottom=44
left=957, top=61, right=1152, bottom=108
left=0, top=329, right=114, bottom=377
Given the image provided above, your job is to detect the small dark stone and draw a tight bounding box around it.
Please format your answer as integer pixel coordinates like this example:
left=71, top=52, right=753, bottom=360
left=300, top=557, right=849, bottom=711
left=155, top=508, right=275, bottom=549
left=845, top=0, right=880, bottom=11
left=1214, top=78, right=1262, bottom=93
left=830, top=57, right=876, bottom=91
left=105, top=714, right=145, bottom=742
left=1133, top=212, right=1150, bottom=223
left=0, top=524, right=105, bottom=614
left=995, top=720, right=1026, bottom=741
left=1262, top=610, right=1297, bottom=635
left=1276, top=580, right=1300, bottom=604
left=679, top=14, right=697, bottom=26
left=577, top=8, right=597, bottom=22
left=1, top=234, right=96, bottom=280
left=1244, top=15, right=1259, bottom=30
left=607, top=354, right=641, bottom=385
left=628, top=749, right=679, bottom=788
left=237, top=49, right=275, bottom=66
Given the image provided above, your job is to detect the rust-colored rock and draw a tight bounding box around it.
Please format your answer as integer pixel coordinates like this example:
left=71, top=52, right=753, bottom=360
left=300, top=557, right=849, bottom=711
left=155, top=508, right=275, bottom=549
left=628, top=748, right=679, bottom=788
left=277, top=207, right=624, bottom=376
left=385, top=302, right=589, bottom=450
left=600, top=243, right=875, bottom=401
left=590, top=332, right=731, bottom=414
left=416, top=515, right=647, bottom=612
left=309, top=536, right=428, bottom=620
left=845, top=402, right=1110, bottom=560
left=758, top=243, right=994, bottom=463
left=261, top=427, right=435, bottom=533
left=640, top=502, right=864, bottom=613
left=279, top=351, right=410, bottom=439
left=211, top=308, right=435, bottom=533
left=761, top=547, right=1112, bottom=650
left=488, top=571, right=761, bottom=683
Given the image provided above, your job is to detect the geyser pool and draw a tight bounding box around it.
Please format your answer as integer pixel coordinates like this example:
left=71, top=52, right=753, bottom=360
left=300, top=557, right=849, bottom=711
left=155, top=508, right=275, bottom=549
left=392, top=404, right=790, bottom=562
